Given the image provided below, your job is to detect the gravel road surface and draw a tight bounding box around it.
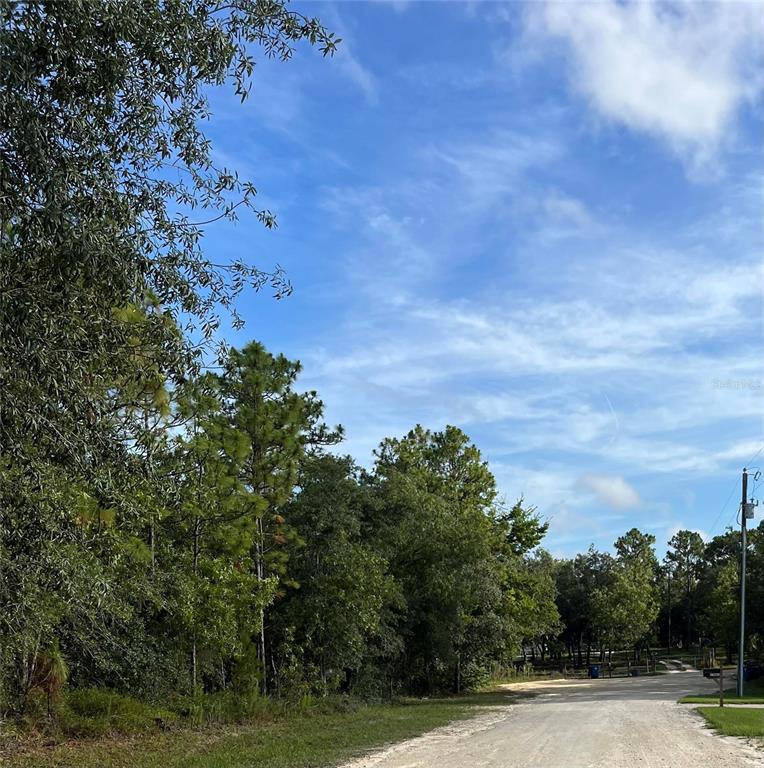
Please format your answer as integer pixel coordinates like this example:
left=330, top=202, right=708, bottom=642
left=343, top=672, right=763, bottom=767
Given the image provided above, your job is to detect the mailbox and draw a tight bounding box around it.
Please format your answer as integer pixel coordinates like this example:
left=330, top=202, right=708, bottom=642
left=703, top=667, right=721, bottom=678
left=703, top=667, right=726, bottom=707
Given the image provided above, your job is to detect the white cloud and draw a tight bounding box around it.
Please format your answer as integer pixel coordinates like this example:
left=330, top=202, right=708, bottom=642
left=321, top=130, right=566, bottom=297
left=712, top=440, right=764, bottom=465
left=430, top=130, right=561, bottom=213
left=299, top=84, right=762, bottom=553
left=325, top=8, right=379, bottom=105
left=526, top=1, right=764, bottom=170
left=373, top=0, right=410, bottom=13
left=333, top=45, right=378, bottom=105
left=312, top=142, right=763, bottom=490
left=580, top=474, right=641, bottom=509
left=666, top=524, right=710, bottom=544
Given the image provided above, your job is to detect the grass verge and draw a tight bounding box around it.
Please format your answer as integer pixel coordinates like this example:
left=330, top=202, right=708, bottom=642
left=2, top=690, right=516, bottom=768
left=698, top=706, right=764, bottom=738
left=679, top=679, right=764, bottom=705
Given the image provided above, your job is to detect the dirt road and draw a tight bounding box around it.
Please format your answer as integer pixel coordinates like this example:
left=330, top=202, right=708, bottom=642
left=342, top=672, right=763, bottom=767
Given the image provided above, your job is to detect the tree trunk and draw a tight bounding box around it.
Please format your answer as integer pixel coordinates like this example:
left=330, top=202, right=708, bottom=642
left=150, top=519, right=155, bottom=574
left=255, top=514, right=267, bottom=696
left=192, top=517, right=200, bottom=694
left=191, top=634, right=197, bottom=694
left=145, top=410, right=156, bottom=575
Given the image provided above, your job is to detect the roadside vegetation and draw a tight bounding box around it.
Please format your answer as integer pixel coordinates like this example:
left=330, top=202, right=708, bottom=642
left=2, top=690, right=515, bottom=768
left=680, top=679, right=764, bottom=705
left=698, top=706, right=764, bottom=738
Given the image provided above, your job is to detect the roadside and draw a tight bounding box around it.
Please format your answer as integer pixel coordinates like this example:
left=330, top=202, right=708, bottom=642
left=338, top=672, right=763, bottom=768
left=699, top=707, right=764, bottom=738
left=679, top=677, right=764, bottom=705
left=0, top=691, right=515, bottom=768
left=6, top=673, right=762, bottom=767
left=683, top=678, right=764, bottom=738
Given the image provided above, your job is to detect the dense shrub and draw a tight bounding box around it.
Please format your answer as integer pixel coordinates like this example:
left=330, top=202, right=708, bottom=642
left=60, top=689, right=177, bottom=737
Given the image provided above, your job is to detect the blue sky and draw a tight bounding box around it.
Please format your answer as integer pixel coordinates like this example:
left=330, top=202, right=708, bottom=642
left=202, top=1, right=764, bottom=557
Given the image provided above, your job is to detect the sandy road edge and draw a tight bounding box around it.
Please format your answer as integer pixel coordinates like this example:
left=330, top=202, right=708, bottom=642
left=338, top=704, right=515, bottom=768
left=681, top=701, right=764, bottom=763
left=337, top=687, right=764, bottom=768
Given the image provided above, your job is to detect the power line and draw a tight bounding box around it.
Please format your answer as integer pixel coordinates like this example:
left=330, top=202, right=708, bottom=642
left=709, top=444, right=764, bottom=536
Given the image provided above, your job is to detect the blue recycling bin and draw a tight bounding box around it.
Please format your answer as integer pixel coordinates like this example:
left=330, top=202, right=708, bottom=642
left=589, top=664, right=600, bottom=679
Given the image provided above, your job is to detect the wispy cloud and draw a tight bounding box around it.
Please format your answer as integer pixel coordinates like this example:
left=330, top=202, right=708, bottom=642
left=320, top=129, right=568, bottom=297
left=325, top=7, right=379, bottom=105
left=429, top=130, right=562, bottom=213
left=525, top=1, right=764, bottom=173
left=580, top=474, right=640, bottom=509
left=370, top=0, right=410, bottom=13
left=213, top=3, right=763, bottom=556
left=307, top=161, right=763, bottom=521
left=332, top=44, right=378, bottom=105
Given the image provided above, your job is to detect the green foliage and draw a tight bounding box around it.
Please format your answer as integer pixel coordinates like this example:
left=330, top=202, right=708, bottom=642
left=362, top=425, right=558, bottom=693
left=61, top=689, right=178, bottom=738
left=168, top=689, right=281, bottom=727
left=31, top=640, right=68, bottom=715
left=0, top=0, right=338, bottom=721
left=500, top=499, right=549, bottom=555
left=271, top=454, right=401, bottom=697
left=0, top=0, right=567, bottom=729
left=592, top=529, right=659, bottom=655
left=553, top=520, right=764, bottom=671
left=4, top=0, right=691, bottom=740
left=2, top=693, right=511, bottom=768
left=1, top=0, right=339, bottom=468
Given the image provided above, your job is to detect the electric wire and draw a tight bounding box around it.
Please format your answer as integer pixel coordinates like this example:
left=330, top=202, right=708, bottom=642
left=709, top=444, right=764, bottom=536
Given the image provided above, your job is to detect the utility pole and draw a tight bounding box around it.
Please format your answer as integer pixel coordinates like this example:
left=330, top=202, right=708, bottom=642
left=737, top=468, right=748, bottom=697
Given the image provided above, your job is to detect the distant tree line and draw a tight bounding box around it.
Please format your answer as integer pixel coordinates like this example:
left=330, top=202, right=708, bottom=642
left=553, top=526, right=762, bottom=667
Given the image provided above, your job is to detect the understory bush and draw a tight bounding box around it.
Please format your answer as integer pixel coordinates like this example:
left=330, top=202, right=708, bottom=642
left=60, top=688, right=177, bottom=737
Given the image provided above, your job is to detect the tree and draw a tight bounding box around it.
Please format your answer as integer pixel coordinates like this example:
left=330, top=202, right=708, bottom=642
left=166, top=375, right=265, bottom=695
left=665, top=530, right=705, bottom=647
left=615, top=528, right=659, bottom=570
left=593, top=529, right=659, bottom=660
left=695, top=527, right=752, bottom=661
left=1, top=0, right=338, bottom=470
left=702, top=561, right=739, bottom=662
left=501, top=498, right=549, bottom=556
left=555, top=548, right=614, bottom=665
left=270, top=455, right=399, bottom=697
left=368, top=425, right=553, bottom=692
left=216, top=342, right=341, bottom=693
left=511, top=550, right=561, bottom=663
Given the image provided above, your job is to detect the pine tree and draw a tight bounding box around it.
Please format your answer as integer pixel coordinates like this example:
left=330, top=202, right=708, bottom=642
left=217, top=342, right=342, bottom=693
